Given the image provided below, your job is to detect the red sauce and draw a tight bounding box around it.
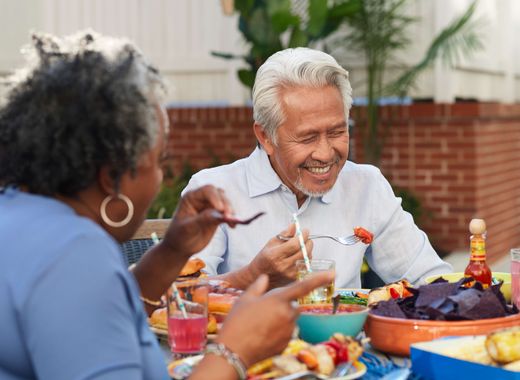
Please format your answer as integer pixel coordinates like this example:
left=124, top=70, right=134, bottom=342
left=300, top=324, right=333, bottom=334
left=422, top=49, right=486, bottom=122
left=300, top=303, right=366, bottom=314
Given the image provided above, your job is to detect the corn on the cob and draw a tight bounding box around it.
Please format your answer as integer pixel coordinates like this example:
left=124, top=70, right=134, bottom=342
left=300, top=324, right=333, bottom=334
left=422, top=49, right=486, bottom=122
left=485, top=327, right=520, bottom=364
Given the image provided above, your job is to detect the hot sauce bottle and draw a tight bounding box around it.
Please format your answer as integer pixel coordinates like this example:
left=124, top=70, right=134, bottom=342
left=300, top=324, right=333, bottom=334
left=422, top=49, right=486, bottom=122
left=464, top=218, right=492, bottom=288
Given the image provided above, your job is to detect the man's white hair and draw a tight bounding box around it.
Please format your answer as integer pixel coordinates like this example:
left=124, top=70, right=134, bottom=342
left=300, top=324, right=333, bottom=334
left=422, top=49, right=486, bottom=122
left=252, top=47, right=352, bottom=144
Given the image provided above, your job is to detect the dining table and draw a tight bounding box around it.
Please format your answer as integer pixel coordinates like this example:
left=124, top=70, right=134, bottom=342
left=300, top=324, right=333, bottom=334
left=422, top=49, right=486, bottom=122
left=157, top=332, right=422, bottom=380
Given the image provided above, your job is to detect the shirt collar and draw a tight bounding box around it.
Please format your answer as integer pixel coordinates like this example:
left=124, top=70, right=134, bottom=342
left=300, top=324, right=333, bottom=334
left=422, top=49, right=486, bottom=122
left=245, top=147, right=283, bottom=198
left=244, top=147, right=336, bottom=204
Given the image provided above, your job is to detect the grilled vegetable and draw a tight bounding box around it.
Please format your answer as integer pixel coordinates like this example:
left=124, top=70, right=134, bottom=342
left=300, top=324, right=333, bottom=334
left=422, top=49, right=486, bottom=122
left=353, top=227, right=374, bottom=244
left=310, top=344, right=335, bottom=375
left=297, top=349, right=318, bottom=370
left=247, top=358, right=273, bottom=376
left=282, top=339, right=309, bottom=355
left=485, top=326, right=520, bottom=364
left=338, top=294, right=368, bottom=306
left=367, top=279, right=413, bottom=306
left=272, top=355, right=307, bottom=375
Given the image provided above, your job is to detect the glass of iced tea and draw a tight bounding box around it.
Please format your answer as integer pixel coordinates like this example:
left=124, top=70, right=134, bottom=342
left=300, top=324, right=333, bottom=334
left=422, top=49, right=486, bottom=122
left=167, top=278, right=208, bottom=357
left=296, top=259, right=335, bottom=304
left=511, top=248, right=520, bottom=308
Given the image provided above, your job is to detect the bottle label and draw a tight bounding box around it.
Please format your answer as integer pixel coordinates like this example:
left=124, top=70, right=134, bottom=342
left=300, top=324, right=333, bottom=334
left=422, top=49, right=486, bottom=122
left=470, top=240, right=486, bottom=261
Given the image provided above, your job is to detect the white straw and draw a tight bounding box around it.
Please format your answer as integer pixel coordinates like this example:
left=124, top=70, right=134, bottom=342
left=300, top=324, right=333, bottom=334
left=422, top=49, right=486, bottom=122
left=151, top=232, right=188, bottom=318
left=292, top=213, right=312, bottom=272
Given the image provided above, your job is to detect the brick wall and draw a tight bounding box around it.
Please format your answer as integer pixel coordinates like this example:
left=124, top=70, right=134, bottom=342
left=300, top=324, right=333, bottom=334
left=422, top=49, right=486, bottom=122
left=167, top=107, right=256, bottom=172
left=352, top=103, right=520, bottom=262
left=167, top=103, right=520, bottom=262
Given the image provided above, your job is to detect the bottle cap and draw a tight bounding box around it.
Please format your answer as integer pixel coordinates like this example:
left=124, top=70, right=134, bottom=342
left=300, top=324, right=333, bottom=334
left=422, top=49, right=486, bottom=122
left=469, top=219, right=486, bottom=234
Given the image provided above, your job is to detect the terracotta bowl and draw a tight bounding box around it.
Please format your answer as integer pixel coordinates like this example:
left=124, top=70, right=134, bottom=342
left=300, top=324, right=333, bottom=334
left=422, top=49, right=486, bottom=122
left=364, top=312, right=520, bottom=356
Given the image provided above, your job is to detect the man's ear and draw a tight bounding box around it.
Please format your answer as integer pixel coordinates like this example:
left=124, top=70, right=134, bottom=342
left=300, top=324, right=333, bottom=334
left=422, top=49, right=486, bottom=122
left=253, top=122, right=275, bottom=155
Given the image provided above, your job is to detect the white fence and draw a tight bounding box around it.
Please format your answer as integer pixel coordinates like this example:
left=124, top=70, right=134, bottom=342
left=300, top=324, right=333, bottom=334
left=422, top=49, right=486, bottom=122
left=0, top=0, right=519, bottom=105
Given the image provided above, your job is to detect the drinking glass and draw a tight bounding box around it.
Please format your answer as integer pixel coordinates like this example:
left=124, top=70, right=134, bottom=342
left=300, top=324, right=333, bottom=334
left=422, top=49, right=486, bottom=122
left=296, top=259, right=335, bottom=304
left=167, top=278, right=208, bottom=356
left=511, top=248, right=520, bottom=308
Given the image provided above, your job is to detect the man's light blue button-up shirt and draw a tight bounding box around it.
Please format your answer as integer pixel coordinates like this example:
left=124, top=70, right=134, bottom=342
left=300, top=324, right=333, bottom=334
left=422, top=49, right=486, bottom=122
left=183, top=147, right=452, bottom=288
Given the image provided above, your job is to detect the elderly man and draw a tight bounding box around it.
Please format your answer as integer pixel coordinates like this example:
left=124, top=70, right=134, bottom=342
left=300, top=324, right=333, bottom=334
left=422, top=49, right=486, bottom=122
left=183, top=47, right=451, bottom=290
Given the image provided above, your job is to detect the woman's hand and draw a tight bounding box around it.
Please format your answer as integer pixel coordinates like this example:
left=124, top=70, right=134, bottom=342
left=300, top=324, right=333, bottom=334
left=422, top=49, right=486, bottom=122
left=162, top=185, right=235, bottom=258
left=216, top=271, right=334, bottom=367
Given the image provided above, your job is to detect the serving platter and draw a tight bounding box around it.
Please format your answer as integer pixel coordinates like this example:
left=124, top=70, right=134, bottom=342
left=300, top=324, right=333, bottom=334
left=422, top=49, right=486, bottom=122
left=167, top=355, right=367, bottom=380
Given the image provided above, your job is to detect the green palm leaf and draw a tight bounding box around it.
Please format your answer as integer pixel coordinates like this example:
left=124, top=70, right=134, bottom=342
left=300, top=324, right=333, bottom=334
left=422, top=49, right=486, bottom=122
left=389, top=1, right=483, bottom=97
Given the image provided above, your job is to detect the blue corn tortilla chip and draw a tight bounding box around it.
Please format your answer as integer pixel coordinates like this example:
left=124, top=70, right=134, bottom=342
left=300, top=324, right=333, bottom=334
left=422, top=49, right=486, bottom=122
left=370, top=299, right=407, bottom=319
left=448, top=288, right=482, bottom=315
left=415, top=280, right=461, bottom=308
left=458, top=288, right=507, bottom=320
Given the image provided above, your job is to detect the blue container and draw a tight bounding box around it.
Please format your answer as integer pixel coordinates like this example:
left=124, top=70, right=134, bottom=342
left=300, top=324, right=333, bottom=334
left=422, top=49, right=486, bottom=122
left=297, top=304, right=368, bottom=343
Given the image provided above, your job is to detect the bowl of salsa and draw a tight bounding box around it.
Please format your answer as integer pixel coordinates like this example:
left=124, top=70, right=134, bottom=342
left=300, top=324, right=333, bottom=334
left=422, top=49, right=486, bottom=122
left=297, top=303, right=368, bottom=343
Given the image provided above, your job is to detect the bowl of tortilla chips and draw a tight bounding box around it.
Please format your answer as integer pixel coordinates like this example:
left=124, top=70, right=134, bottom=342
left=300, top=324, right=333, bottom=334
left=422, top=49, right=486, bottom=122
left=425, top=272, right=511, bottom=302
left=364, top=277, right=520, bottom=356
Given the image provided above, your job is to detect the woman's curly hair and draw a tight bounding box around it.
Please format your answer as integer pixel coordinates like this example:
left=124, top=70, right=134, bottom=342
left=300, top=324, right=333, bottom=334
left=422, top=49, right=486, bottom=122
left=0, top=30, right=165, bottom=196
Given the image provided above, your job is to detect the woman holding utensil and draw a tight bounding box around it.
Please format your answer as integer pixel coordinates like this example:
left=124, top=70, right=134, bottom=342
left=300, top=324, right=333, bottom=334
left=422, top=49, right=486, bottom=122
left=0, top=31, right=333, bottom=380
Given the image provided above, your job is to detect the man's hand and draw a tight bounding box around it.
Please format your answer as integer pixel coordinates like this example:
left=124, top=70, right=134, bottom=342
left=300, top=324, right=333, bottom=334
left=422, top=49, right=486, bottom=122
left=247, top=224, right=313, bottom=289
left=162, top=185, right=235, bottom=258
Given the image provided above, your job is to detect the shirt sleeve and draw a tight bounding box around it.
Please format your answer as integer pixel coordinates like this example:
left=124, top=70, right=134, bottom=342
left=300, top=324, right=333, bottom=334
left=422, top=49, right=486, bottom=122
left=182, top=175, right=228, bottom=275
left=21, top=234, right=162, bottom=380
left=365, top=169, right=452, bottom=285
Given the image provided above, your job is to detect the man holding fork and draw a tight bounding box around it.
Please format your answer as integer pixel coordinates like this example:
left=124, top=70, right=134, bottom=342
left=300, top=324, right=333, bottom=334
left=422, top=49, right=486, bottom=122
left=183, top=47, right=451, bottom=290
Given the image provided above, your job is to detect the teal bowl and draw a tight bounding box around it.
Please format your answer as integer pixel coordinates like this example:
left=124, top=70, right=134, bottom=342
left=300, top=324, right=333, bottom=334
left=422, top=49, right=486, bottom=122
left=297, top=303, right=368, bottom=344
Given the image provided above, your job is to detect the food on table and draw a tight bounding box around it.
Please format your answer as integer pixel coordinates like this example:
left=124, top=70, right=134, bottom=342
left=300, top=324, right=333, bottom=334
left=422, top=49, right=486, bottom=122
left=370, top=277, right=518, bottom=321
left=206, top=314, right=218, bottom=334
left=247, top=333, right=364, bottom=379
left=336, top=290, right=368, bottom=306
left=504, top=360, right=520, bottom=372
left=464, top=218, right=492, bottom=288
left=149, top=307, right=167, bottom=330
left=439, top=328, right=520, bottom=372
left=179, top=258, right=206, bottom=278
left=367, top=279, right=413, bottom=306
left=148, top=279, right=242, bottom=334
left=439, top=336, right=494, bottom=365
left=207, top=280, right=243, bottom=326
left=271, top=355, right=308, bottom=376
left=485, top=326, right=520, bottom=364
left=353, top=226, right=373, bottom=244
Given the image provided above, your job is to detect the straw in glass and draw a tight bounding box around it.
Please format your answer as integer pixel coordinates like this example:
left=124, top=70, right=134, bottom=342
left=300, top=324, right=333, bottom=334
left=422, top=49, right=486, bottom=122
left=151, top=232, right=188, bottom=318
left=292, top=213, right=312, bottom=272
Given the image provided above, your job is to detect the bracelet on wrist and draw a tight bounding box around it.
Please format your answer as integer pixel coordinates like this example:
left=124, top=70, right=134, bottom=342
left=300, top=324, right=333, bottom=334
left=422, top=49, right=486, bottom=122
left=140, top=295, right=166, bottom=308
left=205, top=342, right=247, bottom=380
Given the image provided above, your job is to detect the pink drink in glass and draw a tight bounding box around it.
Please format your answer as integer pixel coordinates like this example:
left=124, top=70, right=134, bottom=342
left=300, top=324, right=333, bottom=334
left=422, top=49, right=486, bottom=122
left=168, top=313, right=207, bottom=354
left=512, top=260, right=520, bottom=308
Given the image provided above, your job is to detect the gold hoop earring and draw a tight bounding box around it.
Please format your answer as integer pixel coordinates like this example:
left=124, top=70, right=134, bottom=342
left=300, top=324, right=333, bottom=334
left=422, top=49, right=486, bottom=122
left=100, top=194, right=134, bottom=228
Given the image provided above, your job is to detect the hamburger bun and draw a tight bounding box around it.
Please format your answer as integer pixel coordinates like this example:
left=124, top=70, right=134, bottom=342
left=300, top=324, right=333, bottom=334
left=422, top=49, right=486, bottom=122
left=149, top=307, right=167, bottom=330
left=179, top=258, right=206, bottom=277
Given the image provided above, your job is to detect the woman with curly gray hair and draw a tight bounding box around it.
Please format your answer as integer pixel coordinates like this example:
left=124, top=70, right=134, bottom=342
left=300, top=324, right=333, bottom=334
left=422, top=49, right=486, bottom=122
left=0, top=31, right=332, bottom=380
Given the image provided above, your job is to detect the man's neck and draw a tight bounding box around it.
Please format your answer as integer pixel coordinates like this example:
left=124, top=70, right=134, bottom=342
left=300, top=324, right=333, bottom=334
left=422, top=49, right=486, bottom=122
left=296, top=194, right=308, bottom=208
